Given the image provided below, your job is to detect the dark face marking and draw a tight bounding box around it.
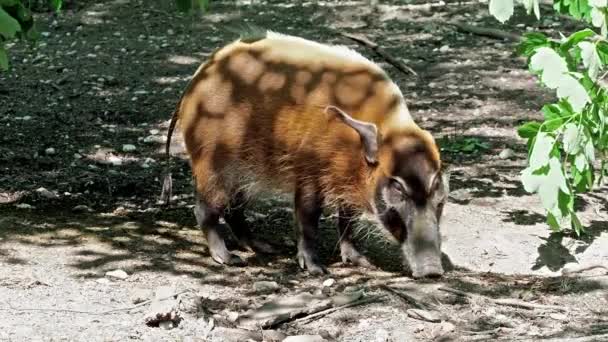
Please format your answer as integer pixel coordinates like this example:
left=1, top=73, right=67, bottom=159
left=376, top=138, right=449, bottom=278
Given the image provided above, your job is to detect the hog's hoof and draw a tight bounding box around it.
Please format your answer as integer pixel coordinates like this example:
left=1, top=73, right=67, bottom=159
left=340, top=242, right=373, bottom=268
left=210, top=246, right=245, bottom=266
left=240, top=238, right=277, bottom=254
left=297, top=251, right=327, bottom=275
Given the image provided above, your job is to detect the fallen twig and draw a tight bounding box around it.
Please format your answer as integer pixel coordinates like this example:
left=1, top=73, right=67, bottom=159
left=562, top=264, right=608, bottom=276
left=438, top=286, right=566, bottom=312
left=340, top=32, right=418, bottom=77
left=447, top=22, right=521, bottom=42
left=381, top=285, right=431, bottom=310
left=293, top=294, right=387, bottom=325
left=1, top=289, right=190, bottom=315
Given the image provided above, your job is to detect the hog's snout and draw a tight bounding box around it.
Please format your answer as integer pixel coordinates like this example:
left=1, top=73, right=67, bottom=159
left=411, top=264, right=444, bottom=279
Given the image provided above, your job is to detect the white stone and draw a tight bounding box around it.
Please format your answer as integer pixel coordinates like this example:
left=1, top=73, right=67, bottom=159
left=16, top=203, right=34, bottom=209
left=499, top=148, right=515, bottom=159
left=322, top=278, right=335, bottom=287
left=106, top=269, right=129, bottom=280
left=45, top=147, right=56, bottom=155
left=36, top=187, right=58, bottom=199
left=107, top=156, right=122, bottom=166
left=439, top=45, right=450, bottom=52
left=253, top=281, right=280, bottom=293
left=122, top=144, right=136, bottom=152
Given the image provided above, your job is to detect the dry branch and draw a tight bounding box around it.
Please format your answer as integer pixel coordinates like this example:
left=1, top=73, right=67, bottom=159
left=448, top=22, right=521, bottom=42
left=292, top=294, right=387, bottom=325
left=562, top=264, right=608, bottom=276
left=1, top=289, right=190, bottom=315
left=340, top=32, right=419, bottom=77
left=381, top=285, right=432, bottom=310
left=438, top=286, right=566, bottom=312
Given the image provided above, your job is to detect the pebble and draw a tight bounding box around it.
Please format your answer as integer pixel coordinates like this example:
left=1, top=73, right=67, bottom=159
left=16, top=203, right=34, bottom=209
left=122, top=144, right=137, bottom=152
left=143, top=135, right=164, bottom=144
left=96, top=278, right=110, bottom=284
left=36, top=187, right=58, bottom=199
left=73, top=153, right=82, bottom=159
left=283, top=335, right=327, bottom=342
left=439, top=44, right=450, bottom=52
left=499, top=148, right=515, bottom=159
left=322, top=278, right=335, bottom=287
left=72, top=204, right=92, bottom=213
left=106, top=269, right=129, bottom=280
left=253, top=281, right=280, bottom=293
left=45, top=147, right=56, bottom=155
left=149, top=129, right=159, bottom=135
left=107, top=155, right=122, bottom=166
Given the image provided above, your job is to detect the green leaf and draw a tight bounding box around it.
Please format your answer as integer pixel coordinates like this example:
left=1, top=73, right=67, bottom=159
left=530, top=47, right=569, bottom=88
left=596, top=41, right=608, bottom=64
left=521, top=157, right=569, bottom=214
left=518, top=32, right=549, bottom=56
left=562, top=29, right=595, bottom=51
left=556, top=75, right=591, bottom=112
left=49, top=0, right=63, bottom=12
left=563, top=123, right=583, bottom=154
left=571, top=213, right=583, bottom=235
left=0, top=6, right=21, bottom=39
left=0, top=46, right=8, bottom=70
left=546, top=212, right=561, bottom=231
left=529, top=132, right=555, bottom=170
left=518, top=121, right=541, bottom=138
left=490, top=0, right=514, bottom=23
left=579, top=41, right=602, bottom=79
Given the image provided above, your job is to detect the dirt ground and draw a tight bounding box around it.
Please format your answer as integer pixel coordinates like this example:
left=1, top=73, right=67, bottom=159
left=1, top=0, right=608, bottom=341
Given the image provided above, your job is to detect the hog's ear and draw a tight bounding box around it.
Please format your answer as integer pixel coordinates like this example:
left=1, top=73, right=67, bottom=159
left=325, top=105, right=379, bottom=165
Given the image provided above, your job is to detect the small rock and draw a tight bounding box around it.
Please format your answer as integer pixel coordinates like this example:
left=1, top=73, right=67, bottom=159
left=41, top=31, right=50, bottom=37
left=107, top=155, right=122, bottom=166
left=21, top=115, right=31, bottom=121
left=167, top=29, right=175, bottom=35
left=322, top=278, right=335, bottom=287
left=122, top=144, right=137, bottom=152
left=149, top=129, right=160, bottom=135
left=499, top=148, right=515, bottom=159
left=72, top=204, right=92, bottom=213
left=406, top=309, right=441, bottom=323
left=105, top=269, right=129, bottom=280
left=550, top=313, right=567, bottom=321
left=45, top=147, right=56, bottom=155
left=282, top=335, right=327, bottom=342
left=16, top=203, right=34, bottom=209
left=73, top=153, right=82, bottom=159
left=36, top=187, right=58, bottom=199
left=439, top=45, right=450, bottom=52
left=96, top=278, right=110, bottom=284
left=253, top=281, right=280, bottom=293
left=143, top=135, right=164, bottom=144
left=158, top=321, right=173, bottom=330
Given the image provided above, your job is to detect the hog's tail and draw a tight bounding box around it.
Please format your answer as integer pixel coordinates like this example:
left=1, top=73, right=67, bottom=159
left=159, top=95, right=184, bottom=205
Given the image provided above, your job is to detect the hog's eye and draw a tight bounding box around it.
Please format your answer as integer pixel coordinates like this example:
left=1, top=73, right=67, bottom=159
left=389, top=177, right=408, bottom=198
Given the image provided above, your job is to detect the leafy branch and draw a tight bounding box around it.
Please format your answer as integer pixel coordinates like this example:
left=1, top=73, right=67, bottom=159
left=490, top=0, right=608, bottom=235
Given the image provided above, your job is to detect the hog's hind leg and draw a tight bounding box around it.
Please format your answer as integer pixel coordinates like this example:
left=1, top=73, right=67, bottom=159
left=337, top=207, right=372, bottom=268
left=193, top=186, right=245, bottom=266
left=224, top=192, right=276, bottom=254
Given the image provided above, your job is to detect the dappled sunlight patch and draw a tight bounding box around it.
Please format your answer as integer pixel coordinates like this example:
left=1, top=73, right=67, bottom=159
left=153, top=76, right=188, bottom=85
left=167, top=55, right=200, bottom=66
